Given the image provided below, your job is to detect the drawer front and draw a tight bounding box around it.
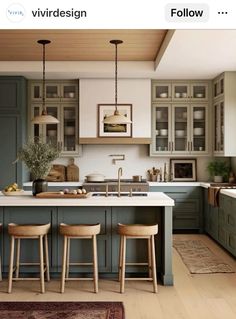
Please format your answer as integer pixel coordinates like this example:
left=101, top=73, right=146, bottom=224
left=173, top=214, right=199, bottom=229
left=173, top=199, right=200, bottom=229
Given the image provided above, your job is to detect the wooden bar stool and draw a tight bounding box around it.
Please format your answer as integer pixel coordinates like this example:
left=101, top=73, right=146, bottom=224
left=8, top=223, right=50, bottom=293
left=59, top=223, right=101, bottom=293
left=118, top=223, right=158, bottom=293
left=0, top=224, right=2, bottom=281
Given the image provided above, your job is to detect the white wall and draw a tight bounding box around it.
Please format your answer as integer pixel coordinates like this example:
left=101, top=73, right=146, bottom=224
left=55, top=145, right=211, bottom=182
left=79, top=78, right=151, bottom=138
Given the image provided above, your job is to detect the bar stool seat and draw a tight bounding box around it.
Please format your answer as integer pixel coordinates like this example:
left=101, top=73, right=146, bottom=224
left=118, top=223, right=158, bottom=293
left=0, top=224, right=2, bottom=281
left=59, top=223, right=101, bottom=293
left=8, top=223, right=50, bottom=293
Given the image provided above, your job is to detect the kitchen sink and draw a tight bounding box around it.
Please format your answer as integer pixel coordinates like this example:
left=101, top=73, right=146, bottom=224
left=92, top=192, right=148, bottom=197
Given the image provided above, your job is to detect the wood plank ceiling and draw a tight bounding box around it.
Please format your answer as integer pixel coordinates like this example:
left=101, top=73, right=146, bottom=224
left=0, top=30, right=167, bottom=61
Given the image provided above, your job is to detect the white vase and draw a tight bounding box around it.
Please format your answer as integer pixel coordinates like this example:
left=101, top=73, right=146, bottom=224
left=214, top=176, right=223, bottom=183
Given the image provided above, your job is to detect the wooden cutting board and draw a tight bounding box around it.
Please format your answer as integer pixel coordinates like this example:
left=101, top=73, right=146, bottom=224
left=36, top=192, right=89, bottom=199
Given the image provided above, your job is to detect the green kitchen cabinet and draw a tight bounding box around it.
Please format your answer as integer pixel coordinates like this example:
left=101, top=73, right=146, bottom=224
left=57, top=207, right=112, bottom=273
left=111, top=206, right=162, bottom=274
left=203, top=188, right=219, bottom=240
left=150, top=186, right=203, bottom=232
left=218, top=194, right=236, bottom=256
left=2, top=207, right=55, bottom=273
left=0, top=76, right=27, bottom=189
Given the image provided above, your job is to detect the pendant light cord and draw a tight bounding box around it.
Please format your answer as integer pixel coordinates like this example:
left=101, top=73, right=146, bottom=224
left=42, top=42, right=46, bottom=114
left=115, top=42, right=118, bottom=111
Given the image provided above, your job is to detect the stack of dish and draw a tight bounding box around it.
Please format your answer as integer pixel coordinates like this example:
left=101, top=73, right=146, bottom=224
left=193, top=128, right=204, bottom=135
left=160, top=129, right=168, bottom=136
left=194, top=110, right=204, bottom=119
left=175, top=130, right=185, bottom=137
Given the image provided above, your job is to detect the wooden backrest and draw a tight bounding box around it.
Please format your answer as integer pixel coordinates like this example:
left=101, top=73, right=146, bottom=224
left=59, top=223, right=101, bottom=237
left=117, top=223, right=158, bottom=236
left=8, top=223, right=51, bottom=237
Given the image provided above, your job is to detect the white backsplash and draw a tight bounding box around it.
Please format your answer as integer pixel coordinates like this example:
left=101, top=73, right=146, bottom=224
left=54, top=145, right=212, bottom=182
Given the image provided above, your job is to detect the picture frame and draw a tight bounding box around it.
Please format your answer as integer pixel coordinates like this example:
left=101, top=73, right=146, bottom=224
left=98, top=104, right=132, bottom=137
left=170, top=159, right=197, bottom=181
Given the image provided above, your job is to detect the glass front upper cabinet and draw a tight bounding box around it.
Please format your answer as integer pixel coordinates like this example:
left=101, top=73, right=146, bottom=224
left=191, top=105, right=207, bottom=153
left=152, top=83, right=172, bottom=101
left=191, top=83, right=208, bottom=101
left=62, top=105, right=77, bottom=154
left=172, top=83, right=190, bottom=101
left=172, top=105, right=189, bottom=153
left=152, top=105, right=171, bottom=153
left=213, top=76, right=224, bottom=99
left=45, top=106, right=59, bottom=146
left=214, top=100, right=224, bottom=153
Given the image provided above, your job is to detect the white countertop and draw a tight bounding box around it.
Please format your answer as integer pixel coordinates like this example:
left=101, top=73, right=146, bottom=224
left=148, top=182, right=210, bottom=188
left=220, top=189, right=236, bottom=199
left=0, top=191, right=174, bottom=207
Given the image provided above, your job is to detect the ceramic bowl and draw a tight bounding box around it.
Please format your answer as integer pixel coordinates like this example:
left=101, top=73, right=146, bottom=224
left=194, top=110, right=204, bottom=120
left=175, top=130, right=185, bottom=137
left=159, top=93, right=168, bottom=98
left=160, top=129, right=168, bottom=136
left=193, top=127, right=204, bottom=135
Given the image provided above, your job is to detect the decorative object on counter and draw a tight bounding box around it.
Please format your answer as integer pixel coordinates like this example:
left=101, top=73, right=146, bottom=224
left=36, top=190, right=88, bottom=199
left=98, top=104, right=132, bottom=137
left=2, top=183, right=24, bottom=196
left=163, top=162, right=168, bottom=182
left=66, top=158, right=79, bottom=181
left=31, top=40, right=59, bottom=125
left=17, top=138, right=60, bottom=196
left=85, top=173, right=105, bottom=182
left=0, top=302, right=125, bottom=319
left=170, top=159, right=197, bottom=181
left=207, top=160, right=230, bottom=183
left=103, top=39, right=132, bottom=125
left=109, top=154, right=125, bottom=164
left=46, top=164, right=66, bottom=182
left=147, top=167, right=160, bottom=182
left=173, top=239, right=234, bottom=274
left=229, top=171, right=236, bottom=184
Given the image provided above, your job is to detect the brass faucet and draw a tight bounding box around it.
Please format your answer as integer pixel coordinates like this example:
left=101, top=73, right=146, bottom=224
left=117, top=167, right=123, bottom=197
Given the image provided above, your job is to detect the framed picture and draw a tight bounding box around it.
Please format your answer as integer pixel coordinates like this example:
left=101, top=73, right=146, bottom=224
left=170, top=159, right=197, bottom=181
left=98, top=104, right=132, bottom=137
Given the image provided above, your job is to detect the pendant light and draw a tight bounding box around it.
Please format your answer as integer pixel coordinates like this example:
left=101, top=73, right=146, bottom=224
left=32, top=40, right=59, bottom=124
left=103, top=40, right=132, bottom=124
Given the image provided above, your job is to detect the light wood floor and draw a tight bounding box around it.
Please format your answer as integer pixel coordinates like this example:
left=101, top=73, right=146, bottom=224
left=0, top=234, right=236, bottom=319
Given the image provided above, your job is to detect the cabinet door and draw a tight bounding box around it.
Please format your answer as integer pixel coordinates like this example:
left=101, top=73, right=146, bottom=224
left=190, top=104, right=208, bottom=154
left=172, top=105, right=190, bottom=153
left=152, top=82, right=171, bottom=101
left=44, top=105, right=60, bottom=146
left=151, top=104, right=171, bottom=154
left=57, top=207, right=112, bottom=273
left=45, top=83, right=60, bottom=101
left=214, top=100, right=224, bottom=154
left=3, top=207, right=53, bottom=272
left=191, top=83, right=208, bottom=101
left=61, top=83, right=78, bottom=102
left=208, top=206, right=219, bottom=240
left=31, top=82, right=43, bottom=102
left=213, top=75, right=224, bottom=100
left=61, top=105, right=78, bottom=155
left=0, top=115, right=21, bottom=189
left=172, top=82, right=190, bottom=101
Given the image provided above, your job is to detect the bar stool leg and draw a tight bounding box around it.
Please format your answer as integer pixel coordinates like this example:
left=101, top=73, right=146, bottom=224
left=0, top=255, right=2, bottom=281
left=66, top=238, right=70, bottom=279
left=61, top=236, right=68, bottom=293
left=44, top=234, right=50, bottom=282
left=92, top=235, right=98, bottom=293
left=151, top=235, right=158, bottom=293
left=15, top=238, right=21, bottom=278
left=148, top=238, right=152, bottom=278
left=118, top=235, right=123, bottom=282
left=120, top=235, right=126, bottom=293
left=8, top=236, right=15, bottom=293
left=39, top=235, right=45, bottom=293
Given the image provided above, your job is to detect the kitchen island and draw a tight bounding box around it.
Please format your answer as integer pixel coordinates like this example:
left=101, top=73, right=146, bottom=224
left=0, top=191, right=174, bottom=285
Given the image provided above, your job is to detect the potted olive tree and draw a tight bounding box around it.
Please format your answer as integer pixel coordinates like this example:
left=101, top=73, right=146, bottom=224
left=207, top=160, right=230, bottom=183
left=17, top=138, right=60, bottom=195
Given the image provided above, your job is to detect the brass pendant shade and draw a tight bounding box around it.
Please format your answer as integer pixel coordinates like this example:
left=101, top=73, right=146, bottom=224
left=32, top=40, right=59, bottom=124
left=103, top=40, right=132, bottom=125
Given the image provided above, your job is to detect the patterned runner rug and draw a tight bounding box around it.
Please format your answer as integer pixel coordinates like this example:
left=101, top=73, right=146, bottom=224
left=0, top=301, right=125, bottom=319
left=173, top=239, right=235, bottom=274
